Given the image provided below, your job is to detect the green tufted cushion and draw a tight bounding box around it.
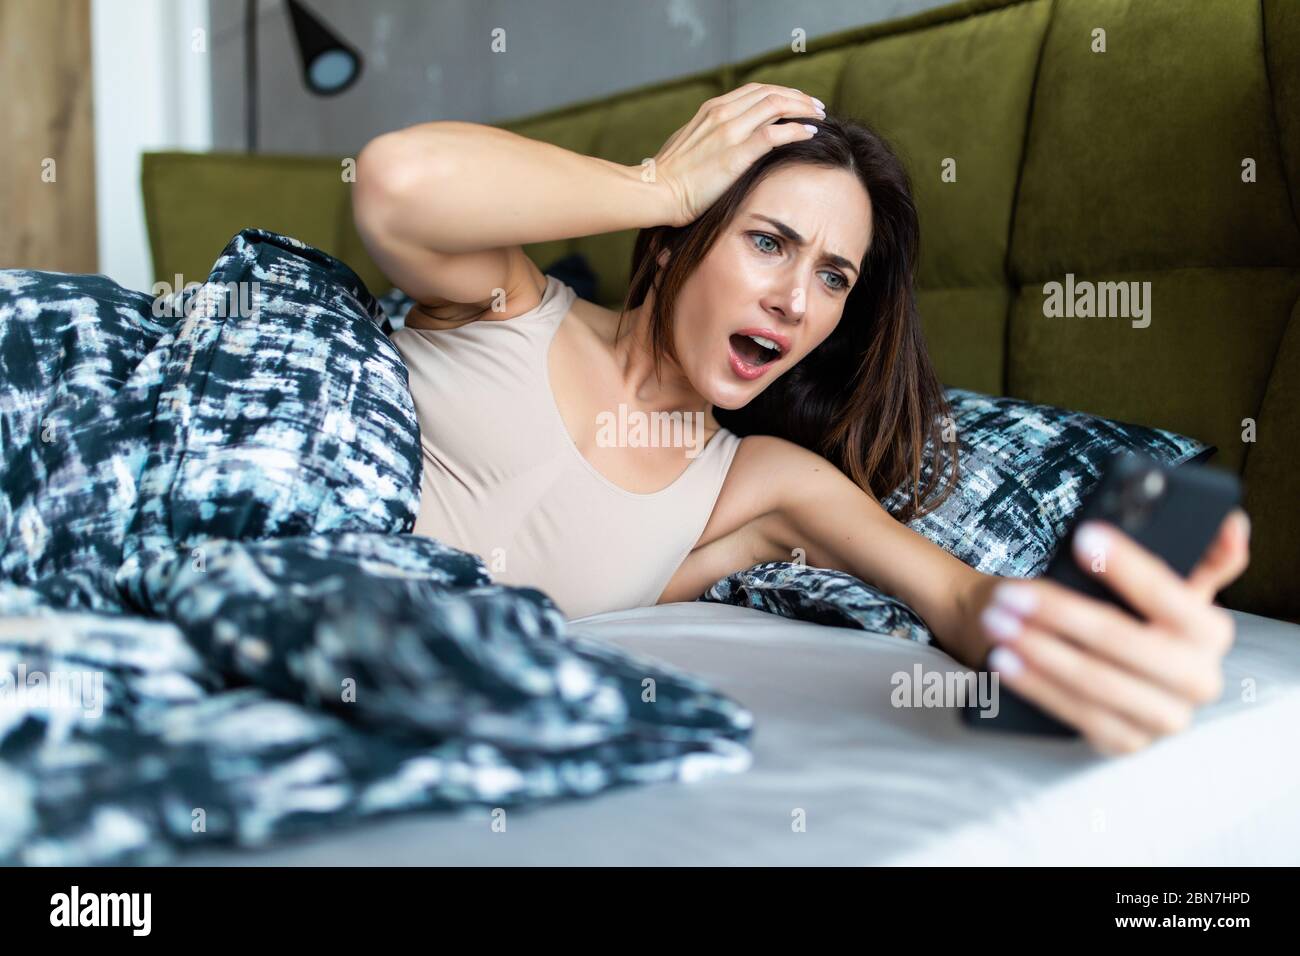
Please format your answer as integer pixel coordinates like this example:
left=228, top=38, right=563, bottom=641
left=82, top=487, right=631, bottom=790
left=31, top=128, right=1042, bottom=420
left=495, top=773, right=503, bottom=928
left=1009, top=0, right=1300, bottom=276
left=1004, top=0, right=1300, bottom=618
left=1007, top=269, right=1300, bottom=476
left=836, top=0, right=1051, bottom=290
left=738, top=48, right=851, bottom=110
left=1231, top=293, right=1300, bottom=616
left=830, top=0, right=1051, bottom=393
left=142, top=152, right=391, bottom=296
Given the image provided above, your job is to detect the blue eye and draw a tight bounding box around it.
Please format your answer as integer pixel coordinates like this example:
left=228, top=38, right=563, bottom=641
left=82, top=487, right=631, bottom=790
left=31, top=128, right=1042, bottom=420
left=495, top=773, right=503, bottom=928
left=747, top=232, right=850, bottom=292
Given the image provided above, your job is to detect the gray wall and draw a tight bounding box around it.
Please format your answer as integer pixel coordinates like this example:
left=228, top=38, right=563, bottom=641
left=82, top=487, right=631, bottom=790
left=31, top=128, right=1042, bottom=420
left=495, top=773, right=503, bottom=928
left=210, top=0, right=953, bottom=157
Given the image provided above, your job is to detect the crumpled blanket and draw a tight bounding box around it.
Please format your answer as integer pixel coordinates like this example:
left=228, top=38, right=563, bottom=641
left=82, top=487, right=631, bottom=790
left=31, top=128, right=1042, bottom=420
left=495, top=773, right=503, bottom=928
left=0, top=229, right=754, bottom=865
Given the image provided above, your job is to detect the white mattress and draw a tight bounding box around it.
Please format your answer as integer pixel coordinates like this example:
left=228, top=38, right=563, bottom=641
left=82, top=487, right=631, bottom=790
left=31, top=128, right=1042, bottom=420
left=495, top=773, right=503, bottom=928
left=182, top=601, right=1300, bottom=865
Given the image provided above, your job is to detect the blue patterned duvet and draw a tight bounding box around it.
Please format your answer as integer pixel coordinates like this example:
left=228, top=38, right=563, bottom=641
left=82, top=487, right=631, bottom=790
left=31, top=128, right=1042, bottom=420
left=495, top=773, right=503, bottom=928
left=0, top=229, right=770, bottom=865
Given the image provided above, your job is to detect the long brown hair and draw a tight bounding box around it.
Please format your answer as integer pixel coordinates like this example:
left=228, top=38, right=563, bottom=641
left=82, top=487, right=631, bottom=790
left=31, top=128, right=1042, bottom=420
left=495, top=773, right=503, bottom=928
left=618, top=113, right=958, bottom=522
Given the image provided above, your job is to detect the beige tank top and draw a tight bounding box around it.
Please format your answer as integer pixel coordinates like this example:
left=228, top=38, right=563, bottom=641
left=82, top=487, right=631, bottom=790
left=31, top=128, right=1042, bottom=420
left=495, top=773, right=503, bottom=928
left=389, top=274, right=743, bottom=620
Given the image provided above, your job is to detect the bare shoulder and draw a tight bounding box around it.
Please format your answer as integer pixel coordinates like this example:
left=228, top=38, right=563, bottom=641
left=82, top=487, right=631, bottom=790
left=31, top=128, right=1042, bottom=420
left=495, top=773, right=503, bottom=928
left=656, top=434, right=851, bottom=604
left=711, top=432, right=882, bottom=544
left=565, top=289, right=630, bottom=346
left=727, top=433, right=843, bottom=492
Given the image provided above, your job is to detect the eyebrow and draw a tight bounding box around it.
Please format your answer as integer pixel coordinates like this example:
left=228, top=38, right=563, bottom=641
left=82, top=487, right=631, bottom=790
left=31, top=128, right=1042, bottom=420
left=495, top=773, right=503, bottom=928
left=750, top=214, right=861, bottom=277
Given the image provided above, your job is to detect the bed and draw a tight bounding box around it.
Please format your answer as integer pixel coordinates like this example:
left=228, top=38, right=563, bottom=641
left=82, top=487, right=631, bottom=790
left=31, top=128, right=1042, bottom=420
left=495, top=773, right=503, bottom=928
left=4, top=222, right=1294, bottom=867
left=177, top=599, right=1300, bottom=866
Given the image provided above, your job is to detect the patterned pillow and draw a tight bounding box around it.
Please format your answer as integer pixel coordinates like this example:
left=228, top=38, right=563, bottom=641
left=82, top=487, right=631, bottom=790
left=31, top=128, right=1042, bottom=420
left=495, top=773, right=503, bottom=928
left=880, top=387, right=1213, bottom=578
left=700, top=563, right=935, bottom=644
left=701, top=388, right=1213, bottom=639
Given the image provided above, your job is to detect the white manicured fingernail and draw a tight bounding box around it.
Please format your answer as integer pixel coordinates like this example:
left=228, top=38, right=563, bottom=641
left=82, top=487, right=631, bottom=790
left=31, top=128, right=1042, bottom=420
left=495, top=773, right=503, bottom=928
left=981, top=605, right=1022, bottom=642
left=992, top=581, right=1037, bottom=615
left=1235, top=511, right=1251, bottom=542
left=812, top=96, right=825, bottom=112
left=988, top=646, right=1024, bottom=678
left=1074, top=521, right=1109, bottom=561
left=802, top=123, right=818, bottom=134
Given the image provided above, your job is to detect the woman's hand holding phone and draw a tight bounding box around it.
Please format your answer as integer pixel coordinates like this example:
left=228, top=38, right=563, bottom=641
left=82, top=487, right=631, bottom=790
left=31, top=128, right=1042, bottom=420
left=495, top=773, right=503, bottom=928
left=963, top=507, right=1251, bottom=756
left=652, top=83, right=826, bottom=227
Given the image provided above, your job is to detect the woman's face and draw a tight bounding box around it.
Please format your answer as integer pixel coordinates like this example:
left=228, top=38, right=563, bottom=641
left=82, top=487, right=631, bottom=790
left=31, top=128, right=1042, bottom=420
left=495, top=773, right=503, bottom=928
left=669, top=163, right=873, bottom=411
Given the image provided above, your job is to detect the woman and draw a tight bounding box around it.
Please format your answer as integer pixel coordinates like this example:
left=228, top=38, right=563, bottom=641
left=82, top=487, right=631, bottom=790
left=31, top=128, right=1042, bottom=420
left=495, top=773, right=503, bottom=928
left=352, top=83, right=1250, bottom=757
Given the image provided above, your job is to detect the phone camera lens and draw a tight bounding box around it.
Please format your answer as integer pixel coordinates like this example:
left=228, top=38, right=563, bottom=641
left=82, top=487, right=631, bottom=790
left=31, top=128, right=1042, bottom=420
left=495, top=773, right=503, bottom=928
left=1115, top=467, right=1164, bottom=529
left=1140, top=469, right=1166, bottom=499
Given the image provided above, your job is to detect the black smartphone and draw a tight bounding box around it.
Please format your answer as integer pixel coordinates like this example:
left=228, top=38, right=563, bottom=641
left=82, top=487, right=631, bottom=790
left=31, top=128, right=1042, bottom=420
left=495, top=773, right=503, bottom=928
left=961, top=450, right=1242, bottom=736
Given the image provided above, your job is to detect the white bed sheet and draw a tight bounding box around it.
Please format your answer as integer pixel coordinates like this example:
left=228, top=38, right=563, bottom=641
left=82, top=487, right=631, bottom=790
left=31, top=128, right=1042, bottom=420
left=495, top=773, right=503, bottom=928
left=181, top=601, right=1300, bottom=865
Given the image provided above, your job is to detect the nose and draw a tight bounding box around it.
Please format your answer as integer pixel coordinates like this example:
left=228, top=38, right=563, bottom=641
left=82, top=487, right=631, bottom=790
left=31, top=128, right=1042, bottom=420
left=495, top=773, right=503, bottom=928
left=765, top=282, right=807, bottom=324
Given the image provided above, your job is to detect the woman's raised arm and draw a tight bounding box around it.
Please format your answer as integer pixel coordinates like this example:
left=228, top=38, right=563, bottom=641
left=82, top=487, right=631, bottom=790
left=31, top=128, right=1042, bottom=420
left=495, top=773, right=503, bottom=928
left=353, top=120, right=674, bottom=257
left=349, top=83, right=824, bottom=307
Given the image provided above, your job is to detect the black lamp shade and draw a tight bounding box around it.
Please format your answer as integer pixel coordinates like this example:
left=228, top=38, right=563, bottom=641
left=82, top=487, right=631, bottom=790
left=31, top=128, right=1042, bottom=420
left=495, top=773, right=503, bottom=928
left=285, top=0, right=363, bottom=95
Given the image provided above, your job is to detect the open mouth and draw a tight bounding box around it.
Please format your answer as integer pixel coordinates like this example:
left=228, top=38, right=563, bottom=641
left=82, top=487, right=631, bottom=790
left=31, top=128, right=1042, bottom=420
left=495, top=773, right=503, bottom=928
left=728, top=332, right=783, bottom=369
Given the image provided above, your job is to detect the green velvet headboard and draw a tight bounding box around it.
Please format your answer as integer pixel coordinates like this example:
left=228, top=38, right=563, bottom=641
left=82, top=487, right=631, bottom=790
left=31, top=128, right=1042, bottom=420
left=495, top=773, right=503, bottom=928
left=142, top=0, right=1300, bottom=620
